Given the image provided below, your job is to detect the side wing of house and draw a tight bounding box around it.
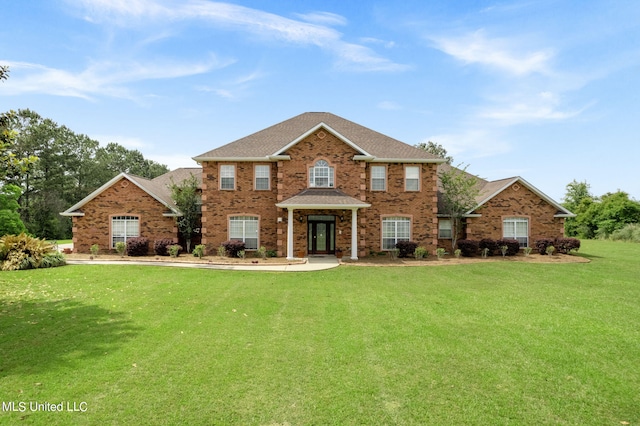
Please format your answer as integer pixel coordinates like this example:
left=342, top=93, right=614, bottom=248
left=60, top=173, right=181, bottom=253
left=461, top=177, right=574, bottom=249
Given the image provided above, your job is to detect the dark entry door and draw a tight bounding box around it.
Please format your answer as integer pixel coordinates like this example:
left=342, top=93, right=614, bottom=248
left=308, top=216, right=335, bottom=255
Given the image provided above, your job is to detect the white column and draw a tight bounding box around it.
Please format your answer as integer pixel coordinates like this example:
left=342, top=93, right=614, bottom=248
left=351, top=208, right=358, bottom=260
left=286, top=208, right=294, bottom=260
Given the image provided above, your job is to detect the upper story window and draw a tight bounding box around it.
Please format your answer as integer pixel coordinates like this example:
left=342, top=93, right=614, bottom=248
left=371, top=166, right=386, bottom=191
left=405, top=166, right=420, bottom=191
left=309, top=160, right=334, bottom=188
left=220, top=165, right=235, bottom=190
left=254, top=165, right=270, bottom=190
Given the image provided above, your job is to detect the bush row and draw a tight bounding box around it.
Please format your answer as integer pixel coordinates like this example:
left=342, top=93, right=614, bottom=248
left=457, top=237, right=581, bottom=257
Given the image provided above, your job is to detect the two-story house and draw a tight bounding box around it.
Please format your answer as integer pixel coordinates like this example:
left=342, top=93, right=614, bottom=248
left=62, top=112, right=574, bottom=257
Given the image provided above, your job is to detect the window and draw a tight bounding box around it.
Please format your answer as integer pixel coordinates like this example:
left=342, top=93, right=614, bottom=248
left=382, top=216, right=410, bottom=250
left=309, top=160, right=334, bottom=188
left=220, top=165, right=235, bottom=190
left=503, top=217, right=529, bottom=248
left=371, top=166, right=386, bottom=191
left=405, top=166, right=419, bottom=191
left=111, top=216, right=139, bottom=248
left=439, top=219, right=452, bottom=239
left=229, top=216, right=258, bottom=250
left=254, top=165, right=270, bottom=190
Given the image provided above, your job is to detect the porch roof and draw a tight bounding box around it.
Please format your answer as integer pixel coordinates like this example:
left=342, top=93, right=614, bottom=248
left=275, top=188, right=371, bottom=209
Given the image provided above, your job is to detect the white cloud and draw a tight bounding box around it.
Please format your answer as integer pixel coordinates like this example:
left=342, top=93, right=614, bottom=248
left=293, top=11, right=347, bottom=27
left=2, top=55, right=233, bottom=100
left=430, top=30, right=553, bottom=76
left=377, top=101, right=401, bottom=110
left=68, top=0, right=407, bottom=72
left=425, top=129, right=511, bottom=160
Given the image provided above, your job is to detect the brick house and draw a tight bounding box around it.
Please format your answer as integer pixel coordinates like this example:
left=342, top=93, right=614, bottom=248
left=62, top=112, right=573, bottom=257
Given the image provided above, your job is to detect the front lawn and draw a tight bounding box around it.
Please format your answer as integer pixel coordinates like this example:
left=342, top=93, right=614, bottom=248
left=0, top=240, right=638, bottom=425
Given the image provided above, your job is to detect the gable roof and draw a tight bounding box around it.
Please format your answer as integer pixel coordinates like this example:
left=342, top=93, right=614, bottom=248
left=60, top=168, right=202, bottom=217
left=193, top=112, right=446, bottom=163
left=436, top=164, right=575, bottom=217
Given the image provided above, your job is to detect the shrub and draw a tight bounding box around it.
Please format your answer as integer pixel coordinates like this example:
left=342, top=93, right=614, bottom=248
left=479, top=238, right=499, bottom=256
left=0, top=233, right=55, bottom=271
left=115, top=242, right=126, bottom=256
left=454, top=249, right=461, bottom=258
left=126, top=237, right=149, bottom=257
left=154, top=239, right=174, bottom=256
left=40, top=252, right=67, bottom=268
left=396, top=240, right=418, bottom=258
left=193, top=244, right=206, bottom=258
left=535, top=239, right=555, bottom=255
left=496, top=239, right=520, bottom=256
left=217, top=245, right=226, bottom=257
left=554, top=238, right=581, bottom=254
left=523, top=247, right=533, bottom=256
left=266, top=249, right=278, bottom=258
left=414, top=246, right=428, bottom=259
left=168, top=244, right=182, bottom=258
left=222, top=240, right=245, bottom=258
left=90, top=244, right=99, bottom=256
left=436, top=248, right=447, bottom=259
left=256, top=246, right=267, bottom=259
left=610, top=223, right=640, bottom=243
left=457, top=239, right=479, bottom=257
left=546, top=245, right=556, bottom=255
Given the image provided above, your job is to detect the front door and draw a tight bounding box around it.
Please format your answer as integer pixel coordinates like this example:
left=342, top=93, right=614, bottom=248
left=308, top=216, right=336, bottom=255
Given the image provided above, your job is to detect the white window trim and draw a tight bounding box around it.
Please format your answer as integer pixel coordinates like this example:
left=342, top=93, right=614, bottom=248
left=254, top=164, right=270, bottom=190
left=503, top=217, right=529, bottom=248
left=220, top=164, right=235, bottom=190
left=371, top=165, right=386, bottom=191
left=229, top=215, right=259, bottom=250
left=438, top=219, right=452, bottom=239
left=405, top=166, right=420, bottom=192
left=381, top=216, right=411, bottom=250
left=111, top=215, right=139, bottom=248
left=309, top=159, right=335, bottom=188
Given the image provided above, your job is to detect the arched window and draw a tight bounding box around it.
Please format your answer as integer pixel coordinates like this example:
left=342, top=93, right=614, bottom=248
left=309, top=160, right=334, bottom=188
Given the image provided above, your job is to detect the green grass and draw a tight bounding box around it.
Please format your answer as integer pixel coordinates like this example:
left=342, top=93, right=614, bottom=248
left=1, top=240, right=639, bottom=425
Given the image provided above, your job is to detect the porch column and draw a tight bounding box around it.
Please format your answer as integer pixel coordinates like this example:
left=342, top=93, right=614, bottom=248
left=351, top=208, right=359, bottom=260
left=287, top=208, right=294, bottom=260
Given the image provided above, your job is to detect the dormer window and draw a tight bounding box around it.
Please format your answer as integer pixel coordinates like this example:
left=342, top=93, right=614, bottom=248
left=309, top=160, right=334, bottom=188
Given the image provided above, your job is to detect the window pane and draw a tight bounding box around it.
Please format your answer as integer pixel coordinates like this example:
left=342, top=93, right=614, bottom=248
left=439, top=219, right=452, bottom=238
left=382, top=217, right=410, bottom=250
left=220, top=165, right=235, bottom=190
left=371, top=166, right=386, bottom=191
left=503, top=217, right=528, bottom=248
left=310, top=160, right=334, bottom=188
left=405, top=167, right=419, bottom=191
left=255, top=165, right=270, bottom=190
left=229, top=216, right=259, bottom=249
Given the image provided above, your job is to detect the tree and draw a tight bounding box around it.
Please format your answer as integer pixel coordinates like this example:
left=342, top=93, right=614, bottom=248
left=562, top=180, right=594, bottom=237
left=0, top=184, right=26, bottom=236
left=170, top=174, right=200, bottom=253
left=415, top=141, right=453, bottom=164
left=438, top=164, right=481, bottom=250
left=1, top=69, right=38, bottom=182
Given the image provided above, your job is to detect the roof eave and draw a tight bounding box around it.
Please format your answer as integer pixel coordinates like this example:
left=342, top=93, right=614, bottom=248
left=368, top=157, right=447, bottom=164
left=275, top=202, right=372, bottom=209
left=192, top=155, right=291, bottom=162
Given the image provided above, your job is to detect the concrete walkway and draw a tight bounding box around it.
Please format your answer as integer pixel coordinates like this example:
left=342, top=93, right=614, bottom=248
left=65, top=254, right=340, bottom=272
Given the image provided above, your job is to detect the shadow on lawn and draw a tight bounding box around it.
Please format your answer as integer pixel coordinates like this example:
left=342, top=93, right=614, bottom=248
left=0, top=298, right=141, bottom=377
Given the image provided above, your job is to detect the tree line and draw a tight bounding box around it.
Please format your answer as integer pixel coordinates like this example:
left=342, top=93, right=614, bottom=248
left=1, top=108, right=168, bottom=240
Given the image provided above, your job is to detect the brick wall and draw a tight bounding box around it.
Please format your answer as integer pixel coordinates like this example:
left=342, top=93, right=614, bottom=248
left=72, top=177, right=177, bottom=253
left=200, top=128, right=439, bottom=257
left=465, top=183, right=565, bottom=244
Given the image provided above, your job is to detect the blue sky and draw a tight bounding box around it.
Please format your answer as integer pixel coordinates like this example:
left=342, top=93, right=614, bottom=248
left=2, top=0, right=639, bottom=201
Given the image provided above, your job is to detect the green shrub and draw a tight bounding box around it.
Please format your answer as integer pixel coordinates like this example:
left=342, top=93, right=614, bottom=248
left=436, top=248, right=447, bottom=259
left=0, top=233, right=55, bottom=271
left=217, top=245, right=226, bottom=257
left=546, top=245, right=556, bottom=255
left=414, top=246, right=428, bottom=259
left=609, top=224, right=640, bottom=243
left=479, top=238, right=499, bottom=256
left=115, top=242, right=126, bottom=256
left=523, top=247, right=533, bottom=256
left=168, top=244, right=182, bottom=258
left=193, top=244, right=206, bottom=258
left=90, top=244, right=99, bottom=256
left=40, top=252, right=67, bottom=268
left=256, top=246, right=267, bottom=259
left=454, top=249, right=462, bottom=258
left=266, top=249, right=278, bottom=258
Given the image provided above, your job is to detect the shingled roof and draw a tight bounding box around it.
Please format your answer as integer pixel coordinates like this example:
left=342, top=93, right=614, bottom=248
left=193, top=112, right=445, bottom=163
